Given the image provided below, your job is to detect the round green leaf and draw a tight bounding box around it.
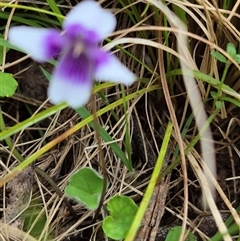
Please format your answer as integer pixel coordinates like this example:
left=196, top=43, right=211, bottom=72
left=226, top=43, right=236, bottom=56
left=102, top=196, right=138, bottom=240
left=65, top=167, right=104, bottom=210
left=0, top=72, right=18, bottom=97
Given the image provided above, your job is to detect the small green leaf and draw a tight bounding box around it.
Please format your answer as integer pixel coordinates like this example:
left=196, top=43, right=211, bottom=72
left=0, top=72, right=18, bottom=97
left=211, top=51, right=227, bottom=63
left=234, top=54, right=240, bottom=64
left=165, top=226, right=197, bottom=241
left=102, top=196, right=138, bottom=240
left=65, top=167, right=104, bottom=210
left=226, top=43, right=236, bottom=56
left=210, top=91, right=217, bottom=99
left=40, top=66, right=52, bottom=80
left=215, top=101, right=222, bottom=110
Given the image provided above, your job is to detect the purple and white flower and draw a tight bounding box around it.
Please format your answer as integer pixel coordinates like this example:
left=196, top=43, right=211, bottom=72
left=8, top=0, right=135, bottom=108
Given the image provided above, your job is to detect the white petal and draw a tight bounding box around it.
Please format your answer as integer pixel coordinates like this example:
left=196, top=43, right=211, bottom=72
left=48, top=51, right=93, bottom=108
left=95, top=54, right=136, bottom=85
left=63, top=1, right=116, bottom=41
left=8, top=26, right=62, bottom=62
left=48, top=77, right=92, bottom=108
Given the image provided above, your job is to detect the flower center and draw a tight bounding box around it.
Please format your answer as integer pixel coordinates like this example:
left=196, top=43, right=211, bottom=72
left=72, top=41, right=85, bottom=58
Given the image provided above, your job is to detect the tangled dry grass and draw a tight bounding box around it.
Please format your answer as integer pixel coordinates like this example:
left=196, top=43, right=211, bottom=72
left=0, top=0, right=240, bottom=241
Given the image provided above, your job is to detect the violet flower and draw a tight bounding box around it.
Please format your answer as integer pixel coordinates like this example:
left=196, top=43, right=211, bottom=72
left=8, top=0, right=135, bottom=108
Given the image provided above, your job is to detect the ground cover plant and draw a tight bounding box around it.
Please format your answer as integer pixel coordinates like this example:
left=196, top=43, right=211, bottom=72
left=0, top=0, right=240, bottom=241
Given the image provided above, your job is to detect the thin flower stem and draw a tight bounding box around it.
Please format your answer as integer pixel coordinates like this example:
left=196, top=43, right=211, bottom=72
left=91, top=94, right=108, bottom=224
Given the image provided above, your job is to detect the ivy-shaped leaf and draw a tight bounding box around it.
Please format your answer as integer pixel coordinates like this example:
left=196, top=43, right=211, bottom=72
left=0, top=72, right=18, bottom=97
left=102, top=196, right=138, bottom=240
left=65, top=167, right=104, bottom=210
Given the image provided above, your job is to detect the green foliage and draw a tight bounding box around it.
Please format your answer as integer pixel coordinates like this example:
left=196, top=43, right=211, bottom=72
left=102, top=195, right=138, bottom=240
left=226, top=43, right=236, bottom=56
left=46, top=0, right=63, bottom=23
left=226, top=43, right=240, bottom=63
left=234, top=54, right=240, bottom=64
left=0, top=72, right=18, bottom=97
left=0, top=37, right=20, bottom=51
left=23, top=200, right=52, bottom=239
left=210, top=42, right=240, bottom=111
left=211, top=51, right=227, bottom=63
left=76, top=107, right=133, bottom=172
left=215, top=100, right=223, bottom=110
left=0, top=33, right=9, bottom=65
left=211, top=206, right=240, bottom=241
left=165, top=226, right=197, bottom=241
left=211, top=42, right=240, bottom=64
left=40, top=64, right=134, bottom=172
left=65, top=169, right=138, bottom=240
left=0, top=35, right=17, bottom=98
left=210, top=91, right=217, bottom=99
left=65, top=167, right=104, bottom=210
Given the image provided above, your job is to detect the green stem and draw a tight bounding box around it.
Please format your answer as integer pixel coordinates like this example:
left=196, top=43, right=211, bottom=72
left=0, top=102, right=67, bottom=141
left=92, top=94, right=108, bottom=223
left=213, top=60, right=231, bottom=107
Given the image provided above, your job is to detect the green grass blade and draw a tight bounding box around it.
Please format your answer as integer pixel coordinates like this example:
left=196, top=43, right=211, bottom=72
left=124, top=121, right=173, bottom=241
left=0, top=85, right=160, bottom=187
left=0, top=102, right=68, bottom=140
left=46, top=0, right=63, bottom=23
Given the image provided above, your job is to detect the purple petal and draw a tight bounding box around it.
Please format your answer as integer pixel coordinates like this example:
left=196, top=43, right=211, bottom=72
left=87, top=47, right=109, bottom=67
left=63, top=1, right=116, bottom=42
left=64, top=23, right=99, bottom=45
left=94, top=54, right=136, bottom=85
left=48, top=50, right=94, bottom=108
left=8, top=26, right=63, bottom=62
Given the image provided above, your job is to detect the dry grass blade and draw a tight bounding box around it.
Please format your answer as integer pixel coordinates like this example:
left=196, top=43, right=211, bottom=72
left=144, top=0, right=215, bottom=240
left=0, top=223, right=38, bottom=241
left=187, top=148, right=232, bottom=241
